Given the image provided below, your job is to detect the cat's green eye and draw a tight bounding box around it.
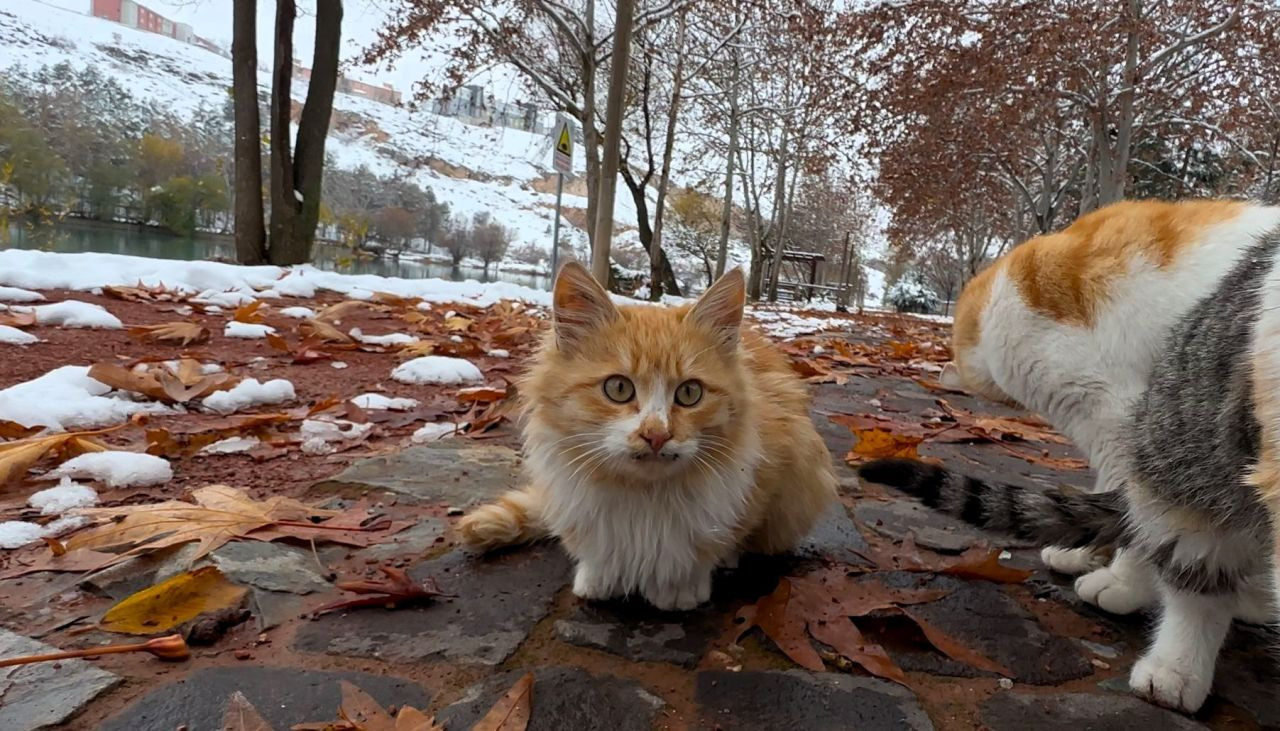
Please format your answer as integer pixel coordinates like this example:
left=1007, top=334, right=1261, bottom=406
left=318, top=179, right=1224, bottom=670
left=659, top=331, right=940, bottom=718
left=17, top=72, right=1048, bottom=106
left=603, top=375, right=635, bottom=403
left=674, top=380, right=703, bottom=407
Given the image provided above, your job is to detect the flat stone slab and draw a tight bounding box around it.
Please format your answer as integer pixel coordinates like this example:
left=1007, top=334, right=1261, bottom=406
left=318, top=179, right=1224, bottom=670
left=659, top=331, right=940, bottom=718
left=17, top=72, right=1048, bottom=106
left=794, top=501, right=871, bottom=565
left=1210, top=624, right=1280, bottom=728
left=869, top=572, right=1093, bottom=685
left=980, top=691, right=1206, bottom=730
left=696, top=669, right=934, bottom=730
left=854, top=499, right=1005, bottom=553
left=554, top=598, right=724, bottom=668
left=314, top=441, right=521, bottom=506
left=99, top=666, right=431, bottom=731
left=436, top=667, right=664, bottom=731
left=0, top=629, right=121, bottom=731
left=210, top=541, right=331, bottom=594
left=294, top=543, right=570, bottom=665
left=356, top=516, right=448, bottom=561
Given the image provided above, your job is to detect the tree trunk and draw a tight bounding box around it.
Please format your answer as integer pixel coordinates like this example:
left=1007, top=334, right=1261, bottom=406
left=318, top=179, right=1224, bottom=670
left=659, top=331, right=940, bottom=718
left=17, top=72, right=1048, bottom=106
left=648, top=16, right=686, bottom=300
left=580, top=0, right=599, bottom=257
left=715, top=59, right=740, bottom=279
left=232, top=0, right=266, bottom=264
left=268, top=0, right=342, bottom=266
left=621, top=167, right=681, bottom=297
left=766, top=123, right=790, bottom=301
left=589, top=0, right=635, bottom=286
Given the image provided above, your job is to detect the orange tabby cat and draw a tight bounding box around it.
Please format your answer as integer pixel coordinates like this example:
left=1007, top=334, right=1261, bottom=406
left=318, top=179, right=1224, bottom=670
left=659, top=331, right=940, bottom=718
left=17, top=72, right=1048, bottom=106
left=459, top=262, right=836, bottom=610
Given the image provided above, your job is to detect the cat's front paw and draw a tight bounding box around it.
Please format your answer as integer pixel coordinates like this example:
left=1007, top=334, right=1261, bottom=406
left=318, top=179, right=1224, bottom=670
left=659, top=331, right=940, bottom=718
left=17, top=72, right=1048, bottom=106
left=1041, top=546, right=1105, bottom=575
left=1074, top=565, right=1156, bottom=615
left=644, top=571, right=712, bottom=611
left=572, top=564, right=615, bottom=601
left=1130, top=651, right=1213, bottom=713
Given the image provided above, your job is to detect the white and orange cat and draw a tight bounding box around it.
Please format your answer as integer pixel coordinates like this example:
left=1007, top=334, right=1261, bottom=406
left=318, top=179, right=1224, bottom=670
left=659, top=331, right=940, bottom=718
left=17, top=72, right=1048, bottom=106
left=939, top=199, right=1280, bottom=614
left=458, top=262, right=836, bottom=610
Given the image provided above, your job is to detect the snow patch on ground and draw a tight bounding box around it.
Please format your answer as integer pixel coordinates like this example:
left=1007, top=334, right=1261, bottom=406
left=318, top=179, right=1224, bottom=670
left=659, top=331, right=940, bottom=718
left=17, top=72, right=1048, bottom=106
left=0, top=325, right=38, bottom=345
left=0, top=516, right=87, bottom=549
left=0, top=285, right=44, bottom=303
left=486, top=348, right=510, bottom=359
left=199, top=436, right=262, bottom=454
left=350, top=394, right=419, bottom=411
left=47, top=451, right=173, bottom=488
left=0, top=365, right=173, bottom=431
left=33, top=301, right=123, bottom=329
left=202, top=378, right=296, bottom=414
left=392, top=356, right=484, bottom=385
left=224, top=322, right=277, bottom=339
left=349, top=328, right=418, bottom=346
left=279, top=306, right=316, bottom=319
left=412, top=422, right=460, bottom=443
left=28, top=479, right=99, bottom=514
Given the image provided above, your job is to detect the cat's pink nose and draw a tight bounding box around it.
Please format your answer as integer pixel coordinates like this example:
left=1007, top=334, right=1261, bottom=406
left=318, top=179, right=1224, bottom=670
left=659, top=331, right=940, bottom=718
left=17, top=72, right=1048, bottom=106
left=641, top=429, right=671, bottom=453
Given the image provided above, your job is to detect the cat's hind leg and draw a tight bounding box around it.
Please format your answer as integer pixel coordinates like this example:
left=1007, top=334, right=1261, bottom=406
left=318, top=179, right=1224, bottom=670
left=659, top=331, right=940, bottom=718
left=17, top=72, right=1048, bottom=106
left=1130, top=581, right=1233, bottom=713
left=1074, top=547, right=1160, bottom=615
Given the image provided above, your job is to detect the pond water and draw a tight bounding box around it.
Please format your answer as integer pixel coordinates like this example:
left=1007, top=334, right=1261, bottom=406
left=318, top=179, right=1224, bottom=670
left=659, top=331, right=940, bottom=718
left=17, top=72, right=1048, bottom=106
left=2, top=221, right=551, bottom=290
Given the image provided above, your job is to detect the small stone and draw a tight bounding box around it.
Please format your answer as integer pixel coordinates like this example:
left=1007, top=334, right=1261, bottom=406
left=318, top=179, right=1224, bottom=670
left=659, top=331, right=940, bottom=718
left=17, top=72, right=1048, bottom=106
left=980, top=691, right=1205, bottom=730
left=313, top=442, right=522, bottom=507
left=696, top=670, right=932, bottom=730
left=998, top=678, right=1014, bottom=690
left=0, top=629, right=121, bottom=731
left=210, top=542, right=331, bottom=595
left=234, top=649, right=252, bottom=660
left=447, top=507, right=464, bottom=516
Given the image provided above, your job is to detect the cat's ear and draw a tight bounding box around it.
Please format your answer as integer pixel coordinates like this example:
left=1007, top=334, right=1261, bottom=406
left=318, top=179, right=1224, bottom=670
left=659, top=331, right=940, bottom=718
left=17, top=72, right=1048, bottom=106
left=689, top=267, right=746, bottom=346
left=553, top=261, right=619, bottom=349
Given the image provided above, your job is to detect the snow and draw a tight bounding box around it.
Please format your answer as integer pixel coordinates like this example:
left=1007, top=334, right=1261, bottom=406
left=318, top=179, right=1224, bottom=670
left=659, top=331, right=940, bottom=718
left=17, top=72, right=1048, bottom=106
left=28, top=479, right=99, bottom=514
left=200, top=436, right=262, bottom=454
left=202, top=378, right=296, bottom=414
left=274, top=273, right=318, bottom=298
left=486, top=349, right=510, bottom=359
left=0, top=325, right=38, bottom=345
left=33, top=301, right=123, bottom=329
left=47, top=451, right=173, bottom=488
left=351, top=394, right=420, bottom=411
left=392, top=356, right=484, bottom=386
left=0, top=365, right=173, bottom=431
left=299, top=418, right=373, bottom=454
left=0, top=516, right=86, bottom=549
left=0, top=250, right=552, bottom=309
left=0, top=286, right=43, bottom=303
left=224, top=322, right=277, bottom=339
left=349, top=328, right=418, bottom=346
left=330, top=361, right=349, bottom=369
left=412, top=422, right=460, bottom=443
left=0, top=521, right=52, bottom=550
left=279, top=306, right=316, bottom=319
left=750, top=311, right=854, bottom=339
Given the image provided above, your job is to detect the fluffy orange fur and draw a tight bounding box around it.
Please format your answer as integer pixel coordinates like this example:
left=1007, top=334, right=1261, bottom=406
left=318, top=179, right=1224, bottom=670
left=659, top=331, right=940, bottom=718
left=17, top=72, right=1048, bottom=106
left=459, top=263, right=835, bottom=608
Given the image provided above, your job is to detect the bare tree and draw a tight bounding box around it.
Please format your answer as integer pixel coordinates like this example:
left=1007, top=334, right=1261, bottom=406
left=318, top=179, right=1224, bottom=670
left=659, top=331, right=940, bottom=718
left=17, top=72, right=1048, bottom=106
left=231, top=0, right=265, bottom=264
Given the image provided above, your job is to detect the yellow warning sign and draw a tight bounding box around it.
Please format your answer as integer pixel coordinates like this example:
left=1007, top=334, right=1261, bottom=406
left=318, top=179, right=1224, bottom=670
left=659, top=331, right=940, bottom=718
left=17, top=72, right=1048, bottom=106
left=557, top=126, right=572, bottom=155
left=552, top=118, right=574, bottom=176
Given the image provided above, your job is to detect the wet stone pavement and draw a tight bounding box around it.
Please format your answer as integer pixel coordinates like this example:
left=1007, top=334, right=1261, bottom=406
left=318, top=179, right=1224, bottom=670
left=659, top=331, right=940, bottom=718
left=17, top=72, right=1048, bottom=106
left=4, top=331, right=1278, bottom=730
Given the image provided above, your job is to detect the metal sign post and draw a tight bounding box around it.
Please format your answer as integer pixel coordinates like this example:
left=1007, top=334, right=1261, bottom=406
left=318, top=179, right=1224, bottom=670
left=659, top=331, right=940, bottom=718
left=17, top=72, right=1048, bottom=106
left=550, top=116, right=574, bottom=286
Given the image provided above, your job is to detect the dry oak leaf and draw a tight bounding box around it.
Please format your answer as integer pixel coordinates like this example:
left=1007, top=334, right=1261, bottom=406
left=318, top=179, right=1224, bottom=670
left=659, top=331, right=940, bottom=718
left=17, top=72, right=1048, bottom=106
left=129, top=321, right=211, bottom=346
left=473, top=672, right=533, bottom=731
left=233, top=300, right=266, bottom=324
left=223, top=691, right=274, bottom=731
left=299, top=318, right=355, bottom=344
left=99, top=566, right=248, bottom=635
left=315, top=300, right=373, bottom=324
left=88, top=361, right=234, bottom=404
left=292, top=680, right=443, bottom=731
left=829, top=413, right=926, bottom=461
left=858, top=535, right=1033, bottom=584
left=0, top=310, right=36, bottom=328
left=66, top=484, right=339, bottom=567
left=0, top=425, right=116, bottom=484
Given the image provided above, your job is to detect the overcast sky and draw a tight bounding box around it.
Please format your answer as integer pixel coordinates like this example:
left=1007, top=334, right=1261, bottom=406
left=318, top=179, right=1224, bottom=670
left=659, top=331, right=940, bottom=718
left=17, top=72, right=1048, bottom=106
left=41, top=0, right=525, bottom=100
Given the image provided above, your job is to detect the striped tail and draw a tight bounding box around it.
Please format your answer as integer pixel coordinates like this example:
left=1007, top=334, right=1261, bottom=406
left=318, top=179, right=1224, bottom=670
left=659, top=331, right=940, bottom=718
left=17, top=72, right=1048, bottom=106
left=857, top=458, right=1125, bottom=549
left=456, top=488, right=548, bottom=550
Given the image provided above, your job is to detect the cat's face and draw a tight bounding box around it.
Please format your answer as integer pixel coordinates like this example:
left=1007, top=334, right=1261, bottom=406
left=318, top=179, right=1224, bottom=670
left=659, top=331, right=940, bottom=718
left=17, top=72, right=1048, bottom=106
left=526, top=263, right=749, bottom=483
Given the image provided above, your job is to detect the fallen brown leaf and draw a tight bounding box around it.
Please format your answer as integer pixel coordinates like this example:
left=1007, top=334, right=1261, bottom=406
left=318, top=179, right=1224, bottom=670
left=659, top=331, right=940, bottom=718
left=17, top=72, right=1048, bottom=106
left=472, top=672, right=533, bottom=731
left=129, top=322, right=210, bottom=346
left=315, top=300, right=372, bottom=324
left=233, top=300, right=265, bottom=324
left=829, top=413, right=926, bottom=461
left=0, top=310, right=36, bottom=328
left=100, top=566, right=248, bottom=635
left=222, top=691, right=273, bottom=731
left=859, top=535, right=1033, bottom=584
left=312, top=566, right=448, bottom=615
left=292, top=680, right=442, bottom=731
left=0, top=425, right=118, bottom=483
left=299, top=319, right=354, bottom=344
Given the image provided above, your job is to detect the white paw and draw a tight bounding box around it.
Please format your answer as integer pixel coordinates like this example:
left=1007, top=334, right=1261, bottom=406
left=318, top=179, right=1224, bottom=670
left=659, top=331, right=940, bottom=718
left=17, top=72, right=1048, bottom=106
left=644, top=572, right=713, bottom=611
left=1041, top=546, right=1105, bottom=575
left=572, top=564, right=614, bottom=601
left=1075, top=565, right=1156, bottom=615
left=1130, top=652, right=1213, bottom=713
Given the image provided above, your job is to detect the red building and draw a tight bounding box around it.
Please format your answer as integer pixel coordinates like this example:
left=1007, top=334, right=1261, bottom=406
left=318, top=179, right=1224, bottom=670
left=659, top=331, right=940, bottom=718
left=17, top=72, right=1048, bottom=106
left=91, top=0, right=192, bottom=44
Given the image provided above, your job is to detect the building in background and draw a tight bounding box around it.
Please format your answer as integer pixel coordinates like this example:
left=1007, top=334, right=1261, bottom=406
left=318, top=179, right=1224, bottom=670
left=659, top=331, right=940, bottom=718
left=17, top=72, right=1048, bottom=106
left=91, top=0, right=228, bottom=58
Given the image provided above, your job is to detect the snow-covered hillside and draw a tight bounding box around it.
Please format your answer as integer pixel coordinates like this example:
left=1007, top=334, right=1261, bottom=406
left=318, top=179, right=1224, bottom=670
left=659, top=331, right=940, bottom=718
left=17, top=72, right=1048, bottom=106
left=0, top=1, right=617, bottom=263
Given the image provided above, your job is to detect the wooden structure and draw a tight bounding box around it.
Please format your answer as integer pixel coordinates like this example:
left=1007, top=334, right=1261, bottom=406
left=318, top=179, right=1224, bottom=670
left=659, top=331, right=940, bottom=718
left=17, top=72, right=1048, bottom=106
left=760, top=245, right=829, bottom=301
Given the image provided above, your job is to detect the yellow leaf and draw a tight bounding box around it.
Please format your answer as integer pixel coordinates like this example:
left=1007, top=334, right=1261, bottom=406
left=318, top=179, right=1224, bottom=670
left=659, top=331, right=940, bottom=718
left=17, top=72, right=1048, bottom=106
left=233, top=301, right=265, bottom=324
left=398, top=341, right=436, bottom=358
left=0, top=436, right=64, bottom=484
left=848, top=428, right=923, bottom=461
left=315, top=300, right=370, bottom=323
left=445, top=315, right=473, bottom=332
left=100, top=566, right=247, bottom=635
left=299, top=318, right=353, bottom=343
